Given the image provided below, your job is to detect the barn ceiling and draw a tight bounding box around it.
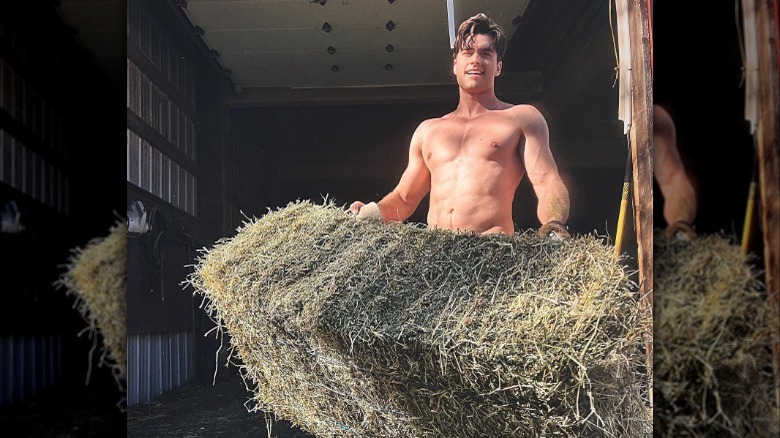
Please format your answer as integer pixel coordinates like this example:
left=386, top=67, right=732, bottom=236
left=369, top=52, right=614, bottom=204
left=52, top=0, right=538, bottom=105
left=177, top=0, right=530, bottom=90
left=56, top=0, right=126, bottom=88
left=53, top=0, right=630, bottom=169
left=52, top=0, right=619, bottom=121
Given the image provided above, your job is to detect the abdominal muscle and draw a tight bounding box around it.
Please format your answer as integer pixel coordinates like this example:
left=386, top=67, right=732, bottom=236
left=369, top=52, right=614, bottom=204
left=426, top=157, right=522, bottom=235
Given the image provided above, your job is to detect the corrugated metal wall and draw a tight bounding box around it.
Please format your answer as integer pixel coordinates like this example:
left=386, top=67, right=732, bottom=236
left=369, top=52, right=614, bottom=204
left=126, top=0, right=198, bottom=217
left=126, top=0, right=203, bottom=405
left=0, top=334, right=63, bottom=405
left=1, top=11, right=72, bottom=406
left=0, top=60, right=70, bottom=214
left=127, top=331, right=194, bottom=406
left=126, top=127, right=197, bottom=215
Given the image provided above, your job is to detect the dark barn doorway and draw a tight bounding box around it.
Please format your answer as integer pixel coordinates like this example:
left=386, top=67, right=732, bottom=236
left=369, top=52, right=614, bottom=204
left=0, top=1, right=126, bottom=437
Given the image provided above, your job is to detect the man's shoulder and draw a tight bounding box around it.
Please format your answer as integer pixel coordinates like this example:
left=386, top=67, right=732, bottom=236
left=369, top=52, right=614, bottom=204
left=416, top=115, right=453, bottom=131
left=504, top=103, right=542, bottom=116
left=503, top=104, right=547, bottom=127
left=414, top=117, right=437, bottom=132
left=434, top=111, right=458, bottom=121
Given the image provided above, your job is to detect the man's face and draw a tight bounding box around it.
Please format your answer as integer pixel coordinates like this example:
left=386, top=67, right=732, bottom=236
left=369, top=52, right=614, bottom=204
left=453, top=33, right=502, bottom=92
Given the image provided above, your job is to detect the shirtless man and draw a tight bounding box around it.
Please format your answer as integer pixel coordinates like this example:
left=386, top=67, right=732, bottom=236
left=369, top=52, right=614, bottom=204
left=654, top=104, right=697, bottom=240
left=349, top=13, right=570, bottom=238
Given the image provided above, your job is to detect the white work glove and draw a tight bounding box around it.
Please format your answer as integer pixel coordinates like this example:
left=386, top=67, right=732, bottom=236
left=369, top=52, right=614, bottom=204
left=348, top=201, right=383, bottom=222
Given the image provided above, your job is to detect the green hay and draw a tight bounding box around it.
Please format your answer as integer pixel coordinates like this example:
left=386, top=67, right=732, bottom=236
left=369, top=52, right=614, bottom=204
left=654, top=231, right=778, bottom=437
left=187, top=200, right=651, bottom=437
left=55, top=220, right=127, bottom=405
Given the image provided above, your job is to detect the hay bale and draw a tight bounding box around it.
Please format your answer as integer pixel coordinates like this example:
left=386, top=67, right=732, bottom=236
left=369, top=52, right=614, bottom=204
left=55, top=221, right=127, bottom=400
left=654, top=231, right=778, bottom=437
left=187, top=200, right=651, bottom=437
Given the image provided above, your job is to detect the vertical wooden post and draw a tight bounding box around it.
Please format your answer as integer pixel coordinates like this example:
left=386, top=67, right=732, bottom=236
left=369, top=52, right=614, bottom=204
left=627, top=0, right=654, bottom=405
left=755, top=0, right=780, bottom=412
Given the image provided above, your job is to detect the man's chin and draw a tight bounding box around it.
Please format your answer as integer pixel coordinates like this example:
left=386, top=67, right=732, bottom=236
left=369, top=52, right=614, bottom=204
left=458, top=80, right=489, bottom=91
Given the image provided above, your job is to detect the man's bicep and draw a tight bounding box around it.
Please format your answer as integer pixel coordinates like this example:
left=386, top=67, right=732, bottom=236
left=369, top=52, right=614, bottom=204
left=395, top=137, right=431, bottom=200
left=653, top=137, right=683, bottom=187
left=521, top=113, right=558, bottom=186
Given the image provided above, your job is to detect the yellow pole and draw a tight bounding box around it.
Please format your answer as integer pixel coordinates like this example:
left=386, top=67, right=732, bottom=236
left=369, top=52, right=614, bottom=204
left=741, top=153, right=758, bottom=257
left=741, top=182, right=757, bottom=257
left=614, top=151, right=633, bottom=258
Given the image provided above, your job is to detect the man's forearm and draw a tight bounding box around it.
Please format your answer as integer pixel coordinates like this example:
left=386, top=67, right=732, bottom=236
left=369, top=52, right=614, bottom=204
left=658, top=175, right=696, bottom=224
left=662, top=181, right=697, bottom=225
left=537, top=182, right=570, bottom=224
left=377, top=192, right=418, bottom=222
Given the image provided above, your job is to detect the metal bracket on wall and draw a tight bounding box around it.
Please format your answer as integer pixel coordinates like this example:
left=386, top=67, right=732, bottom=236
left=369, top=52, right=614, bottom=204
left=0, top=200, right=24, bottom=234
left=128, top=200, right=151, bottom=235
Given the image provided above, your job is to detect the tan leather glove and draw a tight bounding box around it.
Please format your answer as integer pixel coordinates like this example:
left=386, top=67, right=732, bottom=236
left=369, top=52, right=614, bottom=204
left=538, top=220, right=571, bottom=240
left=664, top=220, right=696, bottom=241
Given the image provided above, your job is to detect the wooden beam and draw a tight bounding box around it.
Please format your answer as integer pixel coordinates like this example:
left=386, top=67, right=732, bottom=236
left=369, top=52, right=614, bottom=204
left=628, top=0, right=654, bottom=406
left=228, top=85, right=457, bottom=108
left=227, top=71, right=541, bottom=108
left=756, top=0, right=780, bottom=412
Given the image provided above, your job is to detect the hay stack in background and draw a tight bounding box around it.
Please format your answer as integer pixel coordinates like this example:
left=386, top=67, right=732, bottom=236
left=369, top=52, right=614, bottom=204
left=188, top=200, right=651, bottom=437
left=654, top=231, right=778, bottom=437
left=56, top=221, right=127, bottom=399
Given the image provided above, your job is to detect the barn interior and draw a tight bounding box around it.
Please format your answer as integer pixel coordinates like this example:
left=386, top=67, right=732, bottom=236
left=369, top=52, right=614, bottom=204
left=653, top=1, right=760, bottom=242
left=0, top=0, right=648, bottom=433
left=122, top=1, right=644, bottom=435
left=653, top=0, right=779, bottom=428
left=1, top=0, right=776, bottom=436
left=0, top=1, right=126, bottom=436
left=5, top=0, right=653, bottom=436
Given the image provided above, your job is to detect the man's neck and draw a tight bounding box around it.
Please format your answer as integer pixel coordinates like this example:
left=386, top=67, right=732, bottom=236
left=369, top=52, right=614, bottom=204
left=455, top=89, right=503, bottom=117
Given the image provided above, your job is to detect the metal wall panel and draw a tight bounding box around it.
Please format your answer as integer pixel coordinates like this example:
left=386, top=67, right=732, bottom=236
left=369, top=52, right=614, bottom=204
left=126, top=128, right=198, bottom=216
left=127, top=331, right=195, bottom=406
left=0, top=129, right=11, bottom=183
left=0, top=59, right=4, bottom=111
left=126, top=60, right=197, bottom=160
left=127, top=0, right=200, bottom=229
left=0, top=334, right=63, bottom=406
left=127, top=129, right=141, bottom=186
left=161, top=154, right=170, bottom=203
left=151, top=146, right=161, bottom=196
left=0, top=127, right=68, bottom=213
left=1, top=53, right=70, bottom=213
left=140, top=136, right=151, bottom=193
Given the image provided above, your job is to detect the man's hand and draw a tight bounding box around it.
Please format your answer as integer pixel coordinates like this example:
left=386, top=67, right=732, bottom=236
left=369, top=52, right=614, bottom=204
left=348, top=201, right=383, bottom=222
left=665, top=220, right=696, bottom=241
left=348, top=201, right=365, bottom=216
left=538, top=220, right=571, bottom=240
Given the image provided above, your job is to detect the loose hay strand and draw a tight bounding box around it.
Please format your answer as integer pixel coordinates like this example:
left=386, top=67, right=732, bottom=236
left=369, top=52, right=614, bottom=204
left=54, top=220, right=127, bottom=408
left=186, top=199, right=652, bottom=437
left=654, top=230, right=778, bottom=437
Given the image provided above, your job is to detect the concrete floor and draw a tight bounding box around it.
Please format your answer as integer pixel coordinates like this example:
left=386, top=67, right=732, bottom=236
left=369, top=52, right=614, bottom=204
left=127, top=372, right=313, bottom=438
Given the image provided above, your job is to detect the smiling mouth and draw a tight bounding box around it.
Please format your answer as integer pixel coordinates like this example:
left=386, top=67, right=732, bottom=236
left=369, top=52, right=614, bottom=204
left=466, top=71, right=483, bottom=76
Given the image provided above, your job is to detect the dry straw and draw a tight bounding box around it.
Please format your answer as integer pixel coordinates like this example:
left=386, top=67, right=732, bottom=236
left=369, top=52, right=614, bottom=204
left=187, top=200, right=651, bottom=437
left=654, top=231, right=778, bottom=437
left=55, top=220, right=127, bottom=406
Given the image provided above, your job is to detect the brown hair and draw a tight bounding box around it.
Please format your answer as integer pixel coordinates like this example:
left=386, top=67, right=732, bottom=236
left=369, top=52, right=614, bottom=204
left=453, top=13, right=507, bottom=61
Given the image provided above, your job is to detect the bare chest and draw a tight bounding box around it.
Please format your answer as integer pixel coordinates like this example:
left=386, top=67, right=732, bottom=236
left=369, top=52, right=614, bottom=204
left=422, top=117, right=523, bottom=166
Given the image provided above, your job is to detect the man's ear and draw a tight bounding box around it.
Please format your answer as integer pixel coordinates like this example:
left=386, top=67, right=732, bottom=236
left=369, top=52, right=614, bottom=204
left=453, top=60, right=457, bottom=74
left=496, top=61, right=503, bottom=77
